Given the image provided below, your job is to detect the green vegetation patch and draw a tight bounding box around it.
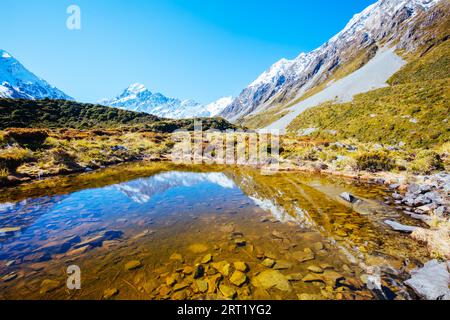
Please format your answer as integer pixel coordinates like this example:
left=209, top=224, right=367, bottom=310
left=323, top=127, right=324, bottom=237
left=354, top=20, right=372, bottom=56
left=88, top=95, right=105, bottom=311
left=287, top=78, right=450, bottom=148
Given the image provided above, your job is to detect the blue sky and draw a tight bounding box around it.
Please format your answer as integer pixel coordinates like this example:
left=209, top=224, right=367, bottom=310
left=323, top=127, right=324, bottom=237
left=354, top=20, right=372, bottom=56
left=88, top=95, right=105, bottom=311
left=1, top=0, right=375, bottom=103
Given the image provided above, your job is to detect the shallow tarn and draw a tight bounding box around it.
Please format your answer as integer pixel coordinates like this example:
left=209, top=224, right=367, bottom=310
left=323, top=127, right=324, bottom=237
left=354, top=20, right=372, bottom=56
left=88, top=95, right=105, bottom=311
left=0, top=162, right=432, bottom=300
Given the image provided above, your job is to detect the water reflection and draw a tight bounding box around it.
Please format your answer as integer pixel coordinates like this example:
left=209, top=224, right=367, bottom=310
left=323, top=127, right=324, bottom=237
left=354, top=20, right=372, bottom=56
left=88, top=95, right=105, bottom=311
left=0, top=163, right=430, bottom=300
left=114, top=172, right=236, bottom=204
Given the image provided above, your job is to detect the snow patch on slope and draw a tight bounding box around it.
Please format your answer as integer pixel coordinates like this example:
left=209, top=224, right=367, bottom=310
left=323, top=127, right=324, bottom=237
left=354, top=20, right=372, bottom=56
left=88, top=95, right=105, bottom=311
left=263, top=47, right=406, bottom=132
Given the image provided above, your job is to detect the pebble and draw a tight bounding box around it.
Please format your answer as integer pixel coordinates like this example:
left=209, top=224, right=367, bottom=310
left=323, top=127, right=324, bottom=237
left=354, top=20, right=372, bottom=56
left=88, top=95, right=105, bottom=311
left=124, top=260, right=142, bottom=271
left=286, top=273, right=303, bottom=281
left=207, top=274, right=223, bottom=294
left=196, top=279, right=208, bottom=293
left=182, top=266, right=194, bottom=275
left=233, top=261, right=248, bottom=272
left=103, top=288, right=119, bottom=299
left=201, top=254, right=213, bottom=264
left=313, top=242, right=324, bottom=251
left=229, top=271, right=247, bottom=287
left=211, top=261, right=231, bottom=276
left=272, top=231, right=284, bottom=239
left=172, top=290, right=187, bottom=300
left=166, top=274, right=178, bottom=286
left=336, top=230, right=349, bottom=237
left=173, top=282, right=189, bottom=292
left=193, top=265, right=204, bottom=279
left=297, top=293, right=324, bottom=300
left=302, top=273, right=324, bottom=283
left=1, top=273, right=17, bottom=282
left=234, top=238, right=246, bottom=247
left=262, top=258, right=276, bottom=268
left=252, top=270, right=291, bottom=292
left=292, top=248, right=315, bottom=262
left=188, top=243, right=209, bottom=254
left=169, top=253, right=184, bottom=262
left=219, top=284, right=237, bottom=299
left=307, top=265, right=324, bottom=274
left=273, top=260, right=292, bottom=270
left=40, top=279, right=60, bottom=294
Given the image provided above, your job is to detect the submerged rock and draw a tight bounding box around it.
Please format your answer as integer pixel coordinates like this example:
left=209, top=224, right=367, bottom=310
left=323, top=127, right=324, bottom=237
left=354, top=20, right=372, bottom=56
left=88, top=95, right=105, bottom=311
left=124, top=260, right=142, bottom=271
left=103, top=288, right=119, bottom=299
left=169, top=253, right=184, bottom=262
left=273, top=260, right=293, bottom=270
left=297, top=293, right=324, bottom=300
left=307, top=265, right=324, bottom=274
left=219, top=284, right=236, bottom=299
left=234, top=238, right=247, bottom=247
left=286, top=273, right=303, bottom=281
left=340, top=192, right=357, bottom=203
left=252, top=270, right=291, bottom=292
left=40, top=279, right=60, bottom=294
left=196, top=279, right=208, bottom=293
left=233, top=261, right=248, bottom=272
left=1, top=273, right=18, bottom=282
left=211, top=261, right=231, bottom=277
left=188, top=243, right=209, bottom=254
left=405, top=260, right=450, bottom=300
left=302, top=273, right=324, bottom=283
left=292, top=248, right=315, bottom=262
left=193, top=265, right=205, bottom=279
left=230, top=271, right=247, bottom=287
left=173, top=282, right=189, bottom=292
left=201, top=254, right=213, bottom=264
left=384, top=220, right=418, bottom=233
left=262, top=258, right=276, bottom=268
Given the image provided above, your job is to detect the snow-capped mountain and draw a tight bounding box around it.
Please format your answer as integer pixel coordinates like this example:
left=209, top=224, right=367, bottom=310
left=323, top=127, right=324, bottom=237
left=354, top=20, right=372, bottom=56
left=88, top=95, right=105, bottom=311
left=220, top=0, right=444, bottom=122
left=0, top=50, right=73, bottom=100
left=101, top=83, right=231, bottom=119
left=115, top=171, right=235, bottom=204
left=205, top=96, right=233, bottom=117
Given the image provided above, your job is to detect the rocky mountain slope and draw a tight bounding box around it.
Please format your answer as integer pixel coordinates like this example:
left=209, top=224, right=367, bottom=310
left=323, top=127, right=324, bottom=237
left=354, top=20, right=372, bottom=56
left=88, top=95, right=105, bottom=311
left=101, top=83, right=232, bottom=119
left=220, top=0, right=445, bottom=128
left=0, top=50, right=73, bottom=100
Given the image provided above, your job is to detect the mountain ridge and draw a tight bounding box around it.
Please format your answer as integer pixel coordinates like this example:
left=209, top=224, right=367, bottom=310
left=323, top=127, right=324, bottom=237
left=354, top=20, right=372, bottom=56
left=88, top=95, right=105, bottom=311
left=220, top=0, right=444, bottom=126
left=101, top=83, right=232, bottom=119
left=0, top=50, right=73, bottom=101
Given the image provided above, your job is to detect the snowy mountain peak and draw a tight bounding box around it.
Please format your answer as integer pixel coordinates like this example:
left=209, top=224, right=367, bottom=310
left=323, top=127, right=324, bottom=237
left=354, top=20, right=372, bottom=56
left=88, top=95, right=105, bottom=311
left=221, top=0, right=443, bottom=121
left=205, top=96, right=233, bottom=117
left=250, top=58, right=294, bottom=88
left=0, top=49, right=73, bottom=100
left=1, top=50, right=12, bottom=59
left=101, top=84, right=232, bottom=119
left=125, top=83, right=147, bottom=95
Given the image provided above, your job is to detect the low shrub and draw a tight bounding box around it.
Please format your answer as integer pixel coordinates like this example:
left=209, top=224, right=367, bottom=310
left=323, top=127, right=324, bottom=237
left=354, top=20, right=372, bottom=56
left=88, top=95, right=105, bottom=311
left=0, top=147, right=32, bottom=173
left=354, top=150, right=394, bottom=172
left=408, top=150, right=444, bottom=174
left=5, top=128, right=49, bottom=149
left=51, top=148, right=79, bottom=168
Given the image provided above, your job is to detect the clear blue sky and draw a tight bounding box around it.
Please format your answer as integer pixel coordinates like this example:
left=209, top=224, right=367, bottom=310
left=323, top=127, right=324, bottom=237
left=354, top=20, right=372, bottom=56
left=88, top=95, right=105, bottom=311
left=1, top=0, right=375, bottom=103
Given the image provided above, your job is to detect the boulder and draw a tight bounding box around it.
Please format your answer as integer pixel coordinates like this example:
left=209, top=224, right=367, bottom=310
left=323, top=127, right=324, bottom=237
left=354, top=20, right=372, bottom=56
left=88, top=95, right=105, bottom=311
left=405, top=260, right=450, bottom=300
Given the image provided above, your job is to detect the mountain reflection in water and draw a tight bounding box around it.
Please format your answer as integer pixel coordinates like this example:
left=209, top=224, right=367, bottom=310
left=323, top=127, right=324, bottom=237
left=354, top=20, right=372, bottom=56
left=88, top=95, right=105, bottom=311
left=0, top=163, right=429, bottom=300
